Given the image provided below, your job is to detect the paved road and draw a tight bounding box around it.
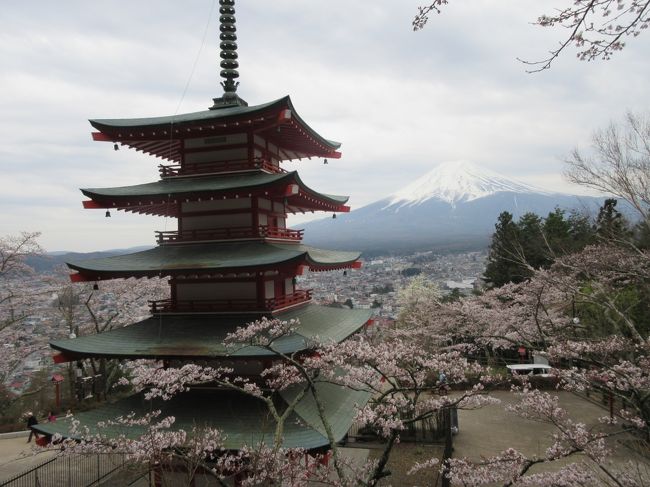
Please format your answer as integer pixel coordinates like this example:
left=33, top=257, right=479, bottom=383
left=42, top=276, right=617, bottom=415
left=0, top=434, right=57, bottom=483
left=453, top=391, right=649, bottom=484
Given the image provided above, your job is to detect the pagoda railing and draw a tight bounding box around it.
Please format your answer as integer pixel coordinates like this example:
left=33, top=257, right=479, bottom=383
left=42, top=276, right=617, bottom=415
left=263, top=226, right=304, bottom=240
left=155, top=226, right=304, bottom=244
left=266, top=289, right=313, bottom=310
left=149, top=290, right=312, bottom=314
left=159, top=158, right=286, bottom=177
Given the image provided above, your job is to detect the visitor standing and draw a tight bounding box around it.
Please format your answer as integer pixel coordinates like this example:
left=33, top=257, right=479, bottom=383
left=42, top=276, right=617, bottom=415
left=26, top=412, right=39, bottom=443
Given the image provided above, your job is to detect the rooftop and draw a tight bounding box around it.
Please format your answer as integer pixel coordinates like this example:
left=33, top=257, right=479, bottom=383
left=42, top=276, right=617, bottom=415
left=51, top=304, right=372, bottom=360
left=68, top=242, right=362, bottom=280
left=34, top=382, right=370, bottom=450
left=90, top=96, right=342, bottom=162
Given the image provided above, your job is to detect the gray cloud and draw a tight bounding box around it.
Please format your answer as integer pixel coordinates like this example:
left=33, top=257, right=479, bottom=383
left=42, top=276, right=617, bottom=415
left=1, top=0, right=648, bottom=251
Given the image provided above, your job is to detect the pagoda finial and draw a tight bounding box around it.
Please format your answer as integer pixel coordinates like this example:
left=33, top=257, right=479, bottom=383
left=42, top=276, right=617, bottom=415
left=210, top=0, right=248, bottom=109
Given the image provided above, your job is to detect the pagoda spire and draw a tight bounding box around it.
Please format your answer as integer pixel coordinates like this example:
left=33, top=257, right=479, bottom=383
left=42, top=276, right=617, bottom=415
left=211, top=0, right=248, bottom=108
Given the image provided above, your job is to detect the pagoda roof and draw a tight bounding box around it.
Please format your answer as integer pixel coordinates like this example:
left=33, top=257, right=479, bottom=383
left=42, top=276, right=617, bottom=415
left=50, top=304, right=372, bottom=360
left=81, top=170, right=349, bottom=216
left=90, top=96, right=341, bottom=162
left=33, top=382, right=370, bottom=450
left=67, top=242, right=361, bottom=280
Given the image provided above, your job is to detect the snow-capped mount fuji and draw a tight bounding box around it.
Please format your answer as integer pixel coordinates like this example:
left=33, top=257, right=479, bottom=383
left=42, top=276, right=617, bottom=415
left=302, top=161, right=607, bottom=253
left=387, top=161, right=550, bottom=207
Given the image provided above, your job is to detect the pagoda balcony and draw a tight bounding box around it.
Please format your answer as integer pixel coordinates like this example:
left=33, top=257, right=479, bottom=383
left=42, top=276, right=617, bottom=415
left=155, top=226, right=304, bottom=244
left=159, top=158, right=286, bottom=178
left=149, top=289, right=313, bottom=314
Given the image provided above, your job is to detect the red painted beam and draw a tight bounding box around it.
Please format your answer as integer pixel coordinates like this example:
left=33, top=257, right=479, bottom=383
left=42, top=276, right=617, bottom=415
left=70, top=273, right=91, bottom=282
left=326, top=151, right=342, bottom=159
left=278, top=109, right=292, bottom=124
left=91, top=132, right=113, bottom=142
left=283, top=184, right=300, bottom=196
left=308, top=262, right=359, bottom=272
left=352, top=260, right=363, bottom=269
left=53, top=352, right=74, bottom=364
left=82, top=200, right=107, bottom=209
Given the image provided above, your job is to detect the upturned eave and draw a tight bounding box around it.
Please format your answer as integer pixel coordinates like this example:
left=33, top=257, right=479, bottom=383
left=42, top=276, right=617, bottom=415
left=89, top=96, right=341, bottom=162
left=80, top=171, right=349, bottom=217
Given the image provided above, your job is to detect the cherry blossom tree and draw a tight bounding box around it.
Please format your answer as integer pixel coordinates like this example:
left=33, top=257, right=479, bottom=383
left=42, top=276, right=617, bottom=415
left=402, top=114, right=650, bottom=484
left=413, top=1, right=650, bottom=71
left=5, top=230, right=646, bottom=486
left=43, top=313, right=497, bottom=486
left=0, top=232, right=44, bottom=332
left=36, top=248, right=650, bottom=486
left=0, top=232, right=50, bottom=388
left=55, top=279, right=649, bottom=486
left=404, top=242, right=650, bottom=485
left=48, top=276, right=168, bottom=401
left=0, top=234, right=166, bottom=405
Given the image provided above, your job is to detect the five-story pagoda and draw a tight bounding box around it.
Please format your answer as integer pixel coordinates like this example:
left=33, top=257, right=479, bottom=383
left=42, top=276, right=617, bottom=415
left=36, top=0, right=371, bottom=455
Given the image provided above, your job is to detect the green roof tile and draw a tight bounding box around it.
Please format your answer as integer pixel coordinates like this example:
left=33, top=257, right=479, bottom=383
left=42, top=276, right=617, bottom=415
left=33, top=382, right=369, bottom=450
left=50, top=304, right=372, bottom=360
left=91, top=98, right=284, bottom=129
left=67, top=242, right=361, bottom=277
left=282, top=381, right=371, bottom=441
left=90, top=96, right=340, bottom=150
left=81, top=171, right=349, bottom=206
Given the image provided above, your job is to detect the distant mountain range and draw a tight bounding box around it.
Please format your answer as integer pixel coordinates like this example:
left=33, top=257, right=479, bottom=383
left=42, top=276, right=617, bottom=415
left=302, top=161, right=612, bottom=253
left=30, top=162, right=616, bottom=267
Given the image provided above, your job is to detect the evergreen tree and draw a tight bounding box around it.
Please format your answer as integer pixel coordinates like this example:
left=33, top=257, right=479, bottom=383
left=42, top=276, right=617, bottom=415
left=485, top=209, right=597, bottom=288
left=594, top=198, right=631, bottom=242
left=567, top=209, right=596, bottom=251
left=543, top=208, right=572, bottom=256
left=517, top=212, right=548, bottom=270
left=483, top=211, right=524, bottom=287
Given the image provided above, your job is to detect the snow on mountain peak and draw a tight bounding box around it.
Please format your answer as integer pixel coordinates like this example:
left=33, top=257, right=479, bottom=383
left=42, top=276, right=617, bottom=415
left=387, top=160, right=550, bottom=207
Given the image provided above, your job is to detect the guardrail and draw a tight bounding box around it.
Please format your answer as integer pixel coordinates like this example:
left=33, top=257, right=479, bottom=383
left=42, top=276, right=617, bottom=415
left=159, top=158, right=284, bottom=177
left=155, top=226, right=303, bottom=244
left=0, top=453, right=126, bottom=487
left=149, top=290, right=312, bottom=314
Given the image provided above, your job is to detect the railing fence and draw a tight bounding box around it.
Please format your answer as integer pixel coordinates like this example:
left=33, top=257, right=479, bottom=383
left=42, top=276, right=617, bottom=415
left=0, top=453, right=126, bottom=487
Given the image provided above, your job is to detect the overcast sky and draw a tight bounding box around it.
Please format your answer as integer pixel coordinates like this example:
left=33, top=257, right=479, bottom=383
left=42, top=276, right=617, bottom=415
left=1, top=1, right=648, bottom=252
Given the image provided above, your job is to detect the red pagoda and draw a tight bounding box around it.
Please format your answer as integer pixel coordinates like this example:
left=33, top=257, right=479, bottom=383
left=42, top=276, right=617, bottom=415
left=36, top=0, right=371, bottom=457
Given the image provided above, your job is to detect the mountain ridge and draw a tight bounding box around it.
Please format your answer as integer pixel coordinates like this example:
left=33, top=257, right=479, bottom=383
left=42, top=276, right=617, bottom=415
left=303, top=161, right=612, bottom=252
left=385, top=160, right=553, bottom=207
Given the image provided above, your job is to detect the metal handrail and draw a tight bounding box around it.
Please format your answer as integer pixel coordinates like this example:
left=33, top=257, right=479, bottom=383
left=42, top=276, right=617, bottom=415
left=159, top=158, right=285, bottom=177
left=0, top=453, right=126, bottom=487
left=155, top=226, right=303, bottom=244
left=149, top=290, right=312, bottom=314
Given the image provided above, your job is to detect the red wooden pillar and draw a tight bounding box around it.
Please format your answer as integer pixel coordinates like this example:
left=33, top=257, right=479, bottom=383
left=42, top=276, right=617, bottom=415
left=319, top=450, right=331, bottom=467
left=55, top=382, right=61, bottom=409
left=153, top=465, right=162, bottom=487
left=256, top=272, right=265, bottom=310
left=51, top=374, right=64, bottom=409
left=247, top=130, right=254, bottom=165
left=252, top=197, right=259, bottom=236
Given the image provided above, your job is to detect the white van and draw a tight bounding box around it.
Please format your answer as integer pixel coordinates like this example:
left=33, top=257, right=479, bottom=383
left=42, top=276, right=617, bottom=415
left=506, top=364, right=553, bottom=377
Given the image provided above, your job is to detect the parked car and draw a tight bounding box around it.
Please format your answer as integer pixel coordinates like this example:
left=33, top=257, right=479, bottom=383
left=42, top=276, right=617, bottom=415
left=506, top=364, right=553, bottom=377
